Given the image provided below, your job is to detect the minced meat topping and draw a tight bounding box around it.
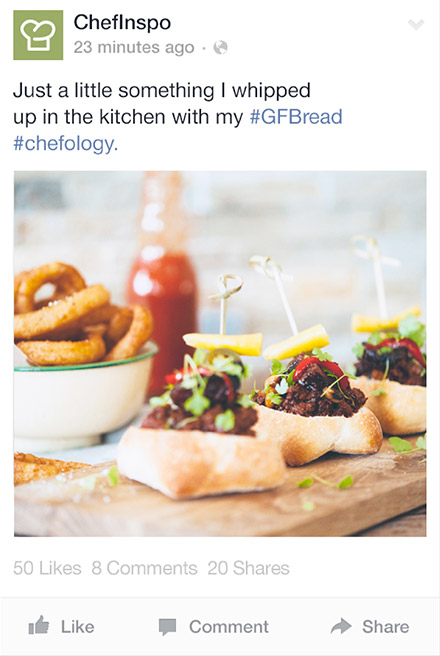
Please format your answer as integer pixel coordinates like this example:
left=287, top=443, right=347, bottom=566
left=255, top=353, right=366, bottom=418
left=142, top=350, right=257, bottom=436
left=142, top=403, right=257, bottom=435
left=355, top=345, right=426, bottom=387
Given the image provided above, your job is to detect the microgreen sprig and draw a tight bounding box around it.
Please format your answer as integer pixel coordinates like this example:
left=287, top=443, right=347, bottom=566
left=389, top=435, right=426, bottom=455
left=297, top=474, right=354, bottom=489
left=215, top=409, right=235, bottom=431
left=107, top=465, right=119, bottom=487
left=370, top=358, right=390, bottom=396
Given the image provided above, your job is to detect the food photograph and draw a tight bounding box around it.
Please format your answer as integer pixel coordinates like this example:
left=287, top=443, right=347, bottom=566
left=13, top=171, right=427, bottom=537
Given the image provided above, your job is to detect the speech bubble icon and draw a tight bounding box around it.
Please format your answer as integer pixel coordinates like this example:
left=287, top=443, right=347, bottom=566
left=159, top=618, right=177, bottom=636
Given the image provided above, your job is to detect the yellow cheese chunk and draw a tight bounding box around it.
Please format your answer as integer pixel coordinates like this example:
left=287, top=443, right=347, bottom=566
left=351, top=305, right=421, bottom=333
left=182, top=333, right=263, bottom=356
left=263, top=324, right=330, bottom=361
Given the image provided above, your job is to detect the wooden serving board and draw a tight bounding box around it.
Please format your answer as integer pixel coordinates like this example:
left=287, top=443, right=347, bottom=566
left=14, top=437, right=426, bottom=537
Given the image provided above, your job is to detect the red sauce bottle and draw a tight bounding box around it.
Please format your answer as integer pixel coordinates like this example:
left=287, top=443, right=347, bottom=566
left=126, top=172, right=198, bottom=395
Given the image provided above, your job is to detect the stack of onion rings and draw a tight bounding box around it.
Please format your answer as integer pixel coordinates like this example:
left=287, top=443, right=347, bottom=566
left=14, top=262, right=86, bottom=314
left=14, top=262, right=154, bottom=367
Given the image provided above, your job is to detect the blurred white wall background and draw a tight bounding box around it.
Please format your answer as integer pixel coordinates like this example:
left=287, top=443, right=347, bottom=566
left=14, top=171, right=426, bottom=378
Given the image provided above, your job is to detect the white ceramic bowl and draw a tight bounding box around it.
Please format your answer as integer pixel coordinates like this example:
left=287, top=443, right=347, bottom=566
left=14, top=342, right=158, bottom=452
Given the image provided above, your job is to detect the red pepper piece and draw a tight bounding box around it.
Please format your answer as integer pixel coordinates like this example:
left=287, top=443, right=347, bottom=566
left=369, top=338, right=426, bottom=367
left=292, top=357, right=349, bottom=391
left=197, top=366, right=212, bottom=377
left=219, top=372, right=235, bottom=403
left=292, top=357, right=321, bottom=381
left=321, top=361, right=350, bottom=390
left=165, top=366, right=212, bottom=386
left=398, top=339, right=426, bottom=366
left=165, top=369, right=184, bottom=385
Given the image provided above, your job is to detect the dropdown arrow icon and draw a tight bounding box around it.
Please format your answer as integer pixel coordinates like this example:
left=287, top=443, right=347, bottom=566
left=408, top=19, right=424, bottom=30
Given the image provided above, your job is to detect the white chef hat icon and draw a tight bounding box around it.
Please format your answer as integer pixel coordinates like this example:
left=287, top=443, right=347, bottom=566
left=20, top=19, right=56, bottom=52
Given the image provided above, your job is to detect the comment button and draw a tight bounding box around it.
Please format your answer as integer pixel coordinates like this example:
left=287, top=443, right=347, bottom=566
left=158, top=618, right=177, bottom=636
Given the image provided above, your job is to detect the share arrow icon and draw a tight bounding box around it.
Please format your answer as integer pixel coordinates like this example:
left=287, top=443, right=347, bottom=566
left=330, top=618, right=352, bottom=634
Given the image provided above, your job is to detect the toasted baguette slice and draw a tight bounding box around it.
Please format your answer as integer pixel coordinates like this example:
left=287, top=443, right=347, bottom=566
left=352, top=376, right=426, bottom=435
left=254, top=405, right=383, bottom=466
left=117, top=426, right=286, bottom=499
left=14, top=453, right=89, bottom=486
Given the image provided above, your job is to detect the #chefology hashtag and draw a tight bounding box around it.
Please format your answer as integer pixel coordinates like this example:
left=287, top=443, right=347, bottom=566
left=13, top=135, right=116, bottom=155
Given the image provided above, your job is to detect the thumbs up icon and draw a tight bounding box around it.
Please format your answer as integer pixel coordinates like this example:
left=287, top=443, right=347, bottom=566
left=28, top=615, right=49, bottom=634
left=20, top=20, right=56, bottom=52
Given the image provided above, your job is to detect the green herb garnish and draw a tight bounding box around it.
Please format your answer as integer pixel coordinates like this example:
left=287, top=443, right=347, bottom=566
left=242, top=363, right=251, bottom=379
left=286, top=369, right=295, bottom=386
left=370, top=387, right=387, bottom=397
left=184, top=389, right=210, bottom=417
left=181, top=376, right=198, bottom=389
left=416, top=435, right=426, bottom=450
left=107, top=465, right=119, bottom=487
left=271, top=359, right=285, bottom=375
left=352, top=343, right=365, bottom=359
left=236, top=394, right=255, bottom=408
left=389, top=435, right=427, bottom=454
left=297, top=474, right=354, bottom=489
left=193, top=348, right=206, bottom=366
left=367, top=330, right=386, bottom=346
left=298, top=478, right=314, bottom=488
left=266, top=390, right=283, bottom=406
left=149, top=391, right=171, bottom=407
left=338, top=475, right=354, bottom=489
left=215, top=409, right=235, bottom=431
left=183, top=353, right=203, bottom=379
left=312, top=348, right=333, bottom=362
left=389, top=437, right=414, bottom=452
left=378, top=346, right=393, bottom=354
left=211, top=357, right=242, bottom=377
left=302, top=501, right=315, bottom=511
left=398, top=314, right=426, bottom=347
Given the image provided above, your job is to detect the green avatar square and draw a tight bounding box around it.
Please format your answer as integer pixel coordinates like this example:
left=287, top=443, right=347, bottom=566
left=14, top=10, right=63, bottom=60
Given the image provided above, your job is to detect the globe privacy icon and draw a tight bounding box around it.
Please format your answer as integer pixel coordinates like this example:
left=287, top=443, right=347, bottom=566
left=14, top=11, right=63, bottom=60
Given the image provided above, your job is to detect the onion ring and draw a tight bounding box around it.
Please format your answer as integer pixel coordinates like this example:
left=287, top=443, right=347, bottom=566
left=104, top=306, right=134, bottom=350
left=78, top=303, right=117, bottom=326
left=17, top=333, right=106, bottom=366
left=33, top=291, right=73, bottom=311
left=15, top=262, right=86, bottom=314
left=14, top=270, right=31, bottom=313
left=14, top=284, right=110, bottom=340
left=33, top=303, right=119, bottom=340
left=28, top=304, right=132, bottom=342
left=104, top=305, right=153, bottom=361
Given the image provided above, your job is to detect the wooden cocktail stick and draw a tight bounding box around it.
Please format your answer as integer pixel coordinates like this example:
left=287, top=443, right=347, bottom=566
left=351, top=235, right=400, bottom=319
left=209, top=274, right=243, bottom=335
left=249, top=255, right=298, bottom=336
